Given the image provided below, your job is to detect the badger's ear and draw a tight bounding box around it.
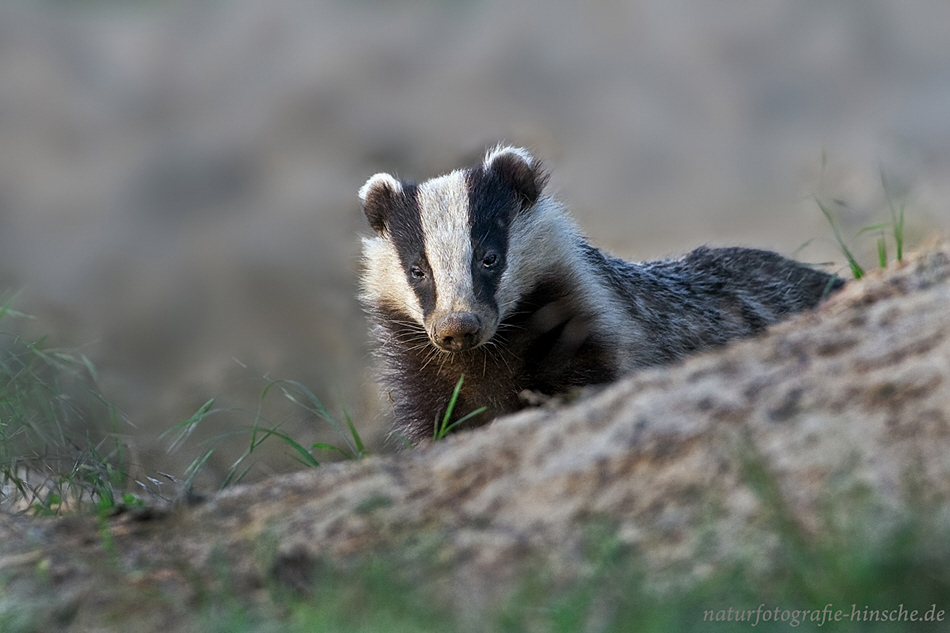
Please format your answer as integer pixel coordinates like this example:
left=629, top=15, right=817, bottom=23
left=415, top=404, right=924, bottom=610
left=359, top=173, right=402, bottom=235
left=483, top=146, right=548, bottom=212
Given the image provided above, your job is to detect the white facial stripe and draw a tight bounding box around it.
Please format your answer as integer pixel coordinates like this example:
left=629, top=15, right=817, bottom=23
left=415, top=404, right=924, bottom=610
left=495, top=195, right=564, bottom=317
left=360, top=235, right=424, bottom=323
left=417, top=171, right=476, bottom=314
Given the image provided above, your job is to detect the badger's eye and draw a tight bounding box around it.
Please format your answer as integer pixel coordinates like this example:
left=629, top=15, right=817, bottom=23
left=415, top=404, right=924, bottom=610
left=409, top=265, right=426, bottom=280
left=482, top=253, right=498, bottom=269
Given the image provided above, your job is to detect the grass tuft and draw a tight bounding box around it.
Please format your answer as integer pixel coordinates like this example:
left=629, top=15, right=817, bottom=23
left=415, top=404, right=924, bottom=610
left=164, top=372, right=368, bottom=491
left=0, top=294, right=141, bottom=515
left=815, top=156, right=911, bottom=278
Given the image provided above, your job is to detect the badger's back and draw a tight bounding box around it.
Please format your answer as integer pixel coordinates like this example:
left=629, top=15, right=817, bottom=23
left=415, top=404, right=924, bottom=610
left=358, top=146, right=843, bottom=445
left=586, top=244, right=844, bottom=369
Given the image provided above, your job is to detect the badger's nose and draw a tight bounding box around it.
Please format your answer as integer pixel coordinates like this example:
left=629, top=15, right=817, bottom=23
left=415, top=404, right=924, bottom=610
left=435, top=312, right=482, bottom=352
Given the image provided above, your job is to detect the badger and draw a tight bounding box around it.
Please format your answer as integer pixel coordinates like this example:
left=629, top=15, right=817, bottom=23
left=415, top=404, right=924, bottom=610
left=359, top=146, right=843, bottom=445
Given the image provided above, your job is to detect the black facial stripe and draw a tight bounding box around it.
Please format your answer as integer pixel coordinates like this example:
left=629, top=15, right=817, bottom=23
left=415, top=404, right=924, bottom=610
left=386, top=183, right=437, bottom=317
left=465, top=167, right=515, bottom=309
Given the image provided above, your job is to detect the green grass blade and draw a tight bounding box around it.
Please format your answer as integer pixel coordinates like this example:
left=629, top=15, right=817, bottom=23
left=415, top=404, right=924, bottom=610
left=791, top=238, right=814, bottom=257
left=343, top=407, right=365, bottom=458
left=435, top=375, right=465, bottom=440
left=271, top=379, right=359, bottom=455
left=160, top=399, right=218, bottom=453
left=221, top=457, right=254, bottom=489
left=815, top=197, right=864, bottom=279
left=79, top=354, right=101, bottom=385
left=440, top=406, right=488, bottom=436
left=880, top=167, right=906, bottom=262
left=252, top=425, right=321, bottom=469
left=275, top=380, right=335, bottom=425
left=854, top=223, right=890, bottom=236
left=895, top=202, right=905, bottom=262
left=183, top=449, right=214, bottom=491
left=0, top=294, right=15, bottom=322
left=312, top=442, right=352, bottom=460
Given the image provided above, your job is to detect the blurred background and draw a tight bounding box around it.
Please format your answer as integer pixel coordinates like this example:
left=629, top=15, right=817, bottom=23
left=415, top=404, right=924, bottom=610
left=0, top=0, right=948, bottom=490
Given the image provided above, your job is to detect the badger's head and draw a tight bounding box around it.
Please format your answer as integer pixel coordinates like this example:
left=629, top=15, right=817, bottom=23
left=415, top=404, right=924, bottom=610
left=359, top=146, right=548, bottom=353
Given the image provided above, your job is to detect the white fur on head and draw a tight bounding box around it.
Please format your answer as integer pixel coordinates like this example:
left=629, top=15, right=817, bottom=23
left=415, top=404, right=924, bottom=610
left=415, top=171, right=492, bottom=340
left=358, top=172, right=402, bottom=203
left=483, top=145, right=534, bottom=169
left=360, top=234, right=425, bottom=324
left=359, top=172, right=422, bottom=322
left=360, top=172, right=403, bottom=235
left=495, top=194, right=574, bottom=319
left=483, top=145, right=546, bottom=213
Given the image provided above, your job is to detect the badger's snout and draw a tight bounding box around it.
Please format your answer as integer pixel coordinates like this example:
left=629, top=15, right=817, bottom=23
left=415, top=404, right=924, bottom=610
left=433, top=312, right=483, bottom=352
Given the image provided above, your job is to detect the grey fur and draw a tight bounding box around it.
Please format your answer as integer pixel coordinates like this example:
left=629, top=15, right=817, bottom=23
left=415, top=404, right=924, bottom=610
left=360, top=147, right=843, bottom=445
